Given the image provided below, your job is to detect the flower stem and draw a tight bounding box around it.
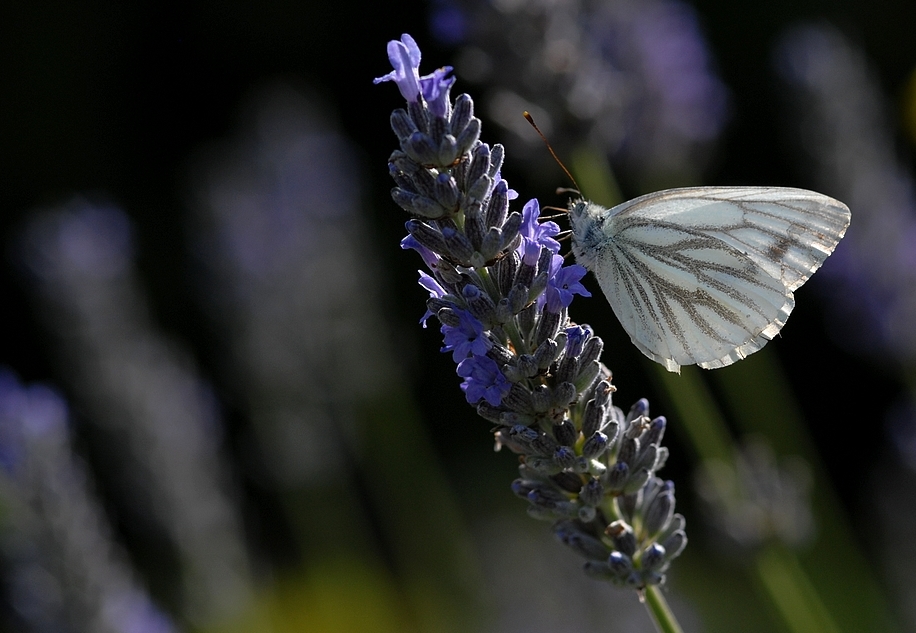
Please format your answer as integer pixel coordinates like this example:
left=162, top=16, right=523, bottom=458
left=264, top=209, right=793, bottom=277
left=642, top=585, right=684, bottom=633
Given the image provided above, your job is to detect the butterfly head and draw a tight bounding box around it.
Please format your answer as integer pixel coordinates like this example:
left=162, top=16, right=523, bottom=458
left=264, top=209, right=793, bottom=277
left=568, top=199, right=611, bottom=270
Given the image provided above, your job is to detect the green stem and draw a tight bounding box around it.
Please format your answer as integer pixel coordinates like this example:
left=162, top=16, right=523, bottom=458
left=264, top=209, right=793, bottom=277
left=642, top=585, right=684, bottom=633
left=755, top=544, right=840, bottom=633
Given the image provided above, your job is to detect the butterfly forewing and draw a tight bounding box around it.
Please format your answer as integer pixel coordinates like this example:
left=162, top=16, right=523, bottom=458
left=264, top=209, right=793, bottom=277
left=572, top=186, right=850, bottom=372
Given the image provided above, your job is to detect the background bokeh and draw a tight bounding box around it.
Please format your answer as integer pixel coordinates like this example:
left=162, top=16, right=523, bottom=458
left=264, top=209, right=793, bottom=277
left=2, top=0, right=916, bottom=631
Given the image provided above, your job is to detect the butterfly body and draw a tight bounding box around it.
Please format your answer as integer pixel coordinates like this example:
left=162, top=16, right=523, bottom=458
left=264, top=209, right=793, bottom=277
left=569, top=187, right=851, bottom=372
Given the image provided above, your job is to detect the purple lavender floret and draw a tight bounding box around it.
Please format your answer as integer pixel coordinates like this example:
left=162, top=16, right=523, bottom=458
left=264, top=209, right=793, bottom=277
left=457, top=355, right=511, bottom=406
left=377, top=34, right=685, bottom=589
left=545, top=256, right=591, bottom=313
left=441, top=309, right=491, bottom=361
left=374, top=34, right=422, bottom=102
left=420, top=65, right=456, bottom=118
left=520, top=198, right=561, bottom=253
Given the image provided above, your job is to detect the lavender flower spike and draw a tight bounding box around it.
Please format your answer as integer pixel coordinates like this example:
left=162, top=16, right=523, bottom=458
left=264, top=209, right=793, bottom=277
left=377, top=34, right=686, bottom=593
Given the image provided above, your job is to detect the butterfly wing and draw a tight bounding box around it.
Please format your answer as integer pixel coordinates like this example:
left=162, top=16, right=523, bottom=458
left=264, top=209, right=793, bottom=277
left=583, top=187, right=850, bottom=372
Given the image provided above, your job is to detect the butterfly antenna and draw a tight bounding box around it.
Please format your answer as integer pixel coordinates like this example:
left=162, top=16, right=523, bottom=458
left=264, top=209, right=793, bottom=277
left=540, top=205, right=567, bottom=220
left=524, top=112, right=581, bottom=196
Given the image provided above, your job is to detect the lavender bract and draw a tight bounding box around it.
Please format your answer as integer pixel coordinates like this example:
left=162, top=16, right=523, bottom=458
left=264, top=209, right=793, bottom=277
left=377, top=33, right=686, bottom=589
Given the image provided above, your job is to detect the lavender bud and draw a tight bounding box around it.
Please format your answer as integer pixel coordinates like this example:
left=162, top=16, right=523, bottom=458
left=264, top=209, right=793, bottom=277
left=607, top=551, right=634, bottom=579
left=436, top=260, right=463, bottom=284
left=515, top=354, right=539, bottom=378
left=479, top=227, right=504, bottom=262
left=640, top=544, right=668, bottom=573
left=528, top=270, right=549, bottom=301
left=534, top=338, right=561, bottom=369
left=534, top=310, right=561, bottom=346
left=636, top=444, right=660, bottom=474
left=449, top=93, right=473, bottom=136
left=661, top=529, right=688, bottom=560
left=555, top=521, right=609, bottom=561
left=493, top=297, right=513, bottom=324
left=393, top=189, right=446, bottom=218
left=389, top=163, right=416, bottom=191
left=434, top=172, right=460, bottom=211
left=606, top=521, right=637, bottom=557
left=531, top=385, right=552, bottom=413
left=499, top=411, right=535, bottom=426
left=455, top=118, right=481, bottom=156
left=476, top=402, right=505, bottom=424
left=556, top=355, right=580, bottom=384
left=618, top=437, right=638, bottom=467
left=552, top=471, right=583, bottom=493
left=553, top=446, right=577, bottom=469
left=603, top=462, right=629, bottom=494
left=579, top=477, right=604, bottom=507
left=503, top=384, right=534, bottom=414
left=511, top=478, right=536, bottom=498
left=403, top=131, right=438, bottom=165
left=487, top=143, right=505, bottom=179
left=438, top=133, right=459, bottom=166
left=645, top=416, right=667, bottom=446
left=467, top=174, right=493, bottom=204
left=623, top=468, right=651, bottom=495
left=407, top=100, right=428, bottom=134
left=429, top=113, right=447, bottom=140
left=514, top=260, right=536, bottom=290
left=627, top=398, right=650, bottom=423
left=465, top=214, right=486, bottom=253
left=575, top=361, right=601, bottom=392
left=496, top=251, right=519, bottom=295
left=486, top=342, right=514, bottom=365
left=406, top=219, right=447, bottom=254
left=507, top=284, right=529, bottom=314
left=525, top=456, right=562, bottom=475
left=536, top=245, right=553, bottom=274
left=464, top=144, right=490, bottom=189
left=655, top=447, right=669, bottom=471
left=580, top=336, right=604, bottom=367
left=499, top=211, right=522, bottom=250
left=441, top=227, right=474, bottom=263
left=389, top=149, right=419, bottom=174
left=593, top=381, right=614, bottom=408
left=582, top=401, right=605, bottom=438
left=517, top=304, right=535, bottom=338
left=390, top=108, right=418, bottom=140
left=553, top=420, right=577, bottom=446
left=485, top=180, right=509, bottom=228
left=436, top=307, right=462, bottom=327
left=552, top=382, right=577, bottom=409
left=644, top=483, right=675, bottom=537
left=582, top=432, right=609, bottom=459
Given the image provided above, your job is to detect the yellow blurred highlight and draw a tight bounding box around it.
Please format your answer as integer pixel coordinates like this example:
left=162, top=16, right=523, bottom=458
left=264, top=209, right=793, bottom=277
left=903, top=65, right=916, bottom=146
left=208, top=559, right=416, bottom=633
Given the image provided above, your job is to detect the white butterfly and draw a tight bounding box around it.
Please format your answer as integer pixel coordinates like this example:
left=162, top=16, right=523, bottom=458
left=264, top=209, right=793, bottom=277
left=569, top=187, right=850, bottom=373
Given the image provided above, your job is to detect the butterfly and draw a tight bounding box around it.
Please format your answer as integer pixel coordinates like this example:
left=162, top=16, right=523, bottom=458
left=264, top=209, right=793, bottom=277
left=568, top=187, right=850, bottom=373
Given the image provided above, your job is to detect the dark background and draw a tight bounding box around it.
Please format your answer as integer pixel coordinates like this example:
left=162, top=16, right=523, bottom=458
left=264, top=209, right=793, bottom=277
left=2, top=0, right=916, bottom=630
